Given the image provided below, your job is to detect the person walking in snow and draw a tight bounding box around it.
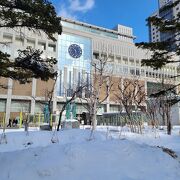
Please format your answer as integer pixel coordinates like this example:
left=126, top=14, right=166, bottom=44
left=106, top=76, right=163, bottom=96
left=7, top=118, right=12, bottom=127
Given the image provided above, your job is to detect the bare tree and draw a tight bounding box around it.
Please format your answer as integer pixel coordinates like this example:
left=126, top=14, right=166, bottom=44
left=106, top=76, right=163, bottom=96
left=158, top=90, right=177, bottom=135
left=30, top=75, right=58, bottom=129
left=44, top=75, right=58, bottom=115
left=148, top=78, right=177, bottom=135
left=115, top=77, right=146, bottom=133
left=79, top=54, right=113, bottom=134
left=56, top=84, right=86, bottom=131
left=146, top=98, right=159, bottom=128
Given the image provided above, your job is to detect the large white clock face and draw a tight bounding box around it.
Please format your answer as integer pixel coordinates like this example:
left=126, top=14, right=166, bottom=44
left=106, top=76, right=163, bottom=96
left=68, top=44, right=82, bottom=58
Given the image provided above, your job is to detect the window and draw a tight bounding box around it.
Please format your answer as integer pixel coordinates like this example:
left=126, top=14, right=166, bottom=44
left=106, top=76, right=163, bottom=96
left=123, top=57, right=128, bottom=64
left=27, top=39, right=35, bottom=48
left=141, top=69, right=145, bottom=76
left=130, top=68, right=135, bottom=75
left=11, top=100, right=30, bottom=113
left=0, top=100, right=6, bottom=112
left=3, top=34, right=12, bottom=43
left=15, top=37, right=24, bottom=46
left=136, top=59, right=140, bottom=66
left=136, top=69, right=140, bottom=76
left=93, top=52, right=99, bottom=59
left=129, top=58, right=134, bottom=65
left=109, top=55, right=114, bottom=62
left=116, top=56, right=121, bottom=64
left=101, top=53, right=107, bottom=59
left=38, top=42, right=46, bottom=50
left=2, top=35, right=12, bottom=54
left=117, top=65, right=122, bottom=74
left=48, top=44, right=56, bottom=52
left=123, top=66, right=128, bottom=74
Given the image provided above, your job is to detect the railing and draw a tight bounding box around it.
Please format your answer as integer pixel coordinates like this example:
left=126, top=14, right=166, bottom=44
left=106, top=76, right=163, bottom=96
left=97, top=113, right=148, bottom=126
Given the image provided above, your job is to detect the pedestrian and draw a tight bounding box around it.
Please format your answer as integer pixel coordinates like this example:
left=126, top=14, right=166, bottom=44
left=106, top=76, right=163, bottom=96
left=12, top=119, right=16, bottom=127
left=7, top=118, right=12, bottom=127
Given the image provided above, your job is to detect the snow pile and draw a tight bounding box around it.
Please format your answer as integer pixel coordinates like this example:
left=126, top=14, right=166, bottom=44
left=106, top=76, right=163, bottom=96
left=96, top=126, right=180, bottom=153
left=0, top=129, right=180, bottom=180
left=0, top=129, right=106, bottom=153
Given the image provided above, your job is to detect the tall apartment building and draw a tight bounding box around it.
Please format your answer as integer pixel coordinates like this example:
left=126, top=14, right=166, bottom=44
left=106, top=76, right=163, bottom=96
left=149, top=0, right=180, bottom=48
left=0, top=17, right=179, bottom=124
left=148, top=0, right=180, bottom=124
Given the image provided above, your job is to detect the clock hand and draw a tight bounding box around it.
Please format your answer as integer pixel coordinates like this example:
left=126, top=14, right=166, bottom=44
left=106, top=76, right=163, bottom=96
left=74, top=48, right=77, bottom=57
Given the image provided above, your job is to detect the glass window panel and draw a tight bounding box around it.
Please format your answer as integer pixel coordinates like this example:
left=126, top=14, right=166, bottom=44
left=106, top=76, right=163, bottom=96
left=27, top=39, right=35, bottom=48
left=57, top=33, right=92, bottom=96
left=0, top=100, right=6, bottom=112
left=11, top=100, right=30, bottom=113
left=38, top=42, right=46, bottom=50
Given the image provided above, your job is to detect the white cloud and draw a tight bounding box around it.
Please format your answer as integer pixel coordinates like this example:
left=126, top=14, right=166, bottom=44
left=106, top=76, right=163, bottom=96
left=58, top=5, right=77, bottom=20
left=58, top=0, right=95, bottom=20
left=69, top=0, right=95, bottom=12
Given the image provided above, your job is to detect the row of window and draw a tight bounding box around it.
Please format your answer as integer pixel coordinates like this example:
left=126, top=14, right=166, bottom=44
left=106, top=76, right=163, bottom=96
left=93, top=52, right=176, bottom=74
left=93, top=53, right=140, bottom=66
left=0, top=100, right=55, bottom=113
left=92, top=61, right=176, bottom=79
left=2, top=34, right=56, bottom=52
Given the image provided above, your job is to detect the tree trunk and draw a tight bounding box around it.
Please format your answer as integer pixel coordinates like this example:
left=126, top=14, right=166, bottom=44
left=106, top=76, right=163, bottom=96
left=162, top=108, right=166, bottom=126
left=92, top=113, right=97, bottom=130
left=167, top=120, right=171, bottom=135
left=57, top=111, right=63, bottom=131
left=92, top=100, right=97, bottom=130
left=48, top=103, right=52, bottom=126
left=167, top=112, right=171, bottom=135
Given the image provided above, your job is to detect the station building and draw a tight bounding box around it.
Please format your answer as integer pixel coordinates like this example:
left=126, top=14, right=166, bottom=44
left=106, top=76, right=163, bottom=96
left=0, top=17, right=179, bottom=124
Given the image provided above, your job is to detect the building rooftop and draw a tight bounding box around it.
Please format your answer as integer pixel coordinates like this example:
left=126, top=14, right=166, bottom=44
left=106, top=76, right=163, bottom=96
left=61, top=17, right=136, bottom=40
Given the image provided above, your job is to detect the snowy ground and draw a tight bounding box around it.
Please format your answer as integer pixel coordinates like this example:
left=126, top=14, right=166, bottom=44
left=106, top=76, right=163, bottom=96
left=0, top=126, right=180, bottom=180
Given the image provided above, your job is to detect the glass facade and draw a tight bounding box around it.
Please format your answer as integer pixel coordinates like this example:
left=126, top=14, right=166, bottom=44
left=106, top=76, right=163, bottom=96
left=57, top=33, right=92, bottom=96
left=159, top=4, right=176, bottom=50
left=35, top=102, right=44, bottom=113
left=10, top=100, right=30, bottom=113
left=0, top=100, right=6, bottom=112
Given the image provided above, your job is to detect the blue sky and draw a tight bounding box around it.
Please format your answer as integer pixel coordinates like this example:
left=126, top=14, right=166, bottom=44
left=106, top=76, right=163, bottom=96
left=52, top=0, right=158, bottom=42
